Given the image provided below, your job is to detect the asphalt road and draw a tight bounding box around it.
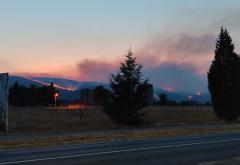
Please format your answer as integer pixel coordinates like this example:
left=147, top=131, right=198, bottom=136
left=1, top=133, right=240, bottom=165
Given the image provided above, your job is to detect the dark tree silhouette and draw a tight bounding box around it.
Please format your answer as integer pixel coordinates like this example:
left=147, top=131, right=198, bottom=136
left=104, top=50, right=150, bottom=126
left=208, top=27, right=240, bottom=121
left=159, top=93, right=168, bottom=105
left=92, top=86, right=110, bottom=106
left=9, top=81, right=24, bottom=106
left=9, top=82, right=57, bottom=106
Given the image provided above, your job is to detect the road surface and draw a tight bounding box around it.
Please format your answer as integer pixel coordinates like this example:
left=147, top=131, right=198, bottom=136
left=1, top=133, right=240, bottom=164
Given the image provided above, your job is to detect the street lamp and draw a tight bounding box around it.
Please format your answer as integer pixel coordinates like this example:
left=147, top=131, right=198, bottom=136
left=54, top=93, right=59, bottom=107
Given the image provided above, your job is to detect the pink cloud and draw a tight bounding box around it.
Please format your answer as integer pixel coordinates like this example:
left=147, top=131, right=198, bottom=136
left=77, top=59, right=119, bottom=82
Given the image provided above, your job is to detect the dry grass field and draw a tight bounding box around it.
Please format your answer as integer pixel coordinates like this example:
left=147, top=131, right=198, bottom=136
left=8, top=106, right=221, bottom=132
left=143, top=106, right=220, bottom=125
left=9, top=106, right=113, bottom=132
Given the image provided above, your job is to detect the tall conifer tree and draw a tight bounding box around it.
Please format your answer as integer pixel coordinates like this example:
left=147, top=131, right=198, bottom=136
left=208, top=27, right=240, bottom=121
left=104, top=50, right=151, bottom=125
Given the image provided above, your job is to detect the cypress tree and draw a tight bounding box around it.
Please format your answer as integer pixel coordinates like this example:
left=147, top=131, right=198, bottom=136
left=208, top=27, right=240, bottom=121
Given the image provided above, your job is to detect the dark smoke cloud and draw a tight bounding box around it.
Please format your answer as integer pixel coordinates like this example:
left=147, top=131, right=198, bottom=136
left=75, top=33, right=215, bottom=92
left=138, top=34, right=216, bottom=75
left=137, top=33, right=215, bottom=92
left=75, top=59, right=208, bottom=92
left=144, top=63, right=207, bottom=93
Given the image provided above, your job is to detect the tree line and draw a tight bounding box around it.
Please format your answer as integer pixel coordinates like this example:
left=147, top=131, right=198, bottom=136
left=9, top=82, right=57, bottom=106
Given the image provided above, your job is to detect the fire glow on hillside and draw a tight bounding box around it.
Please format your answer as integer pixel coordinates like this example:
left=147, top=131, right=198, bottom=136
left=24, top=77, right=77, bottom=91
left=187, top=90, right=201, bottom=101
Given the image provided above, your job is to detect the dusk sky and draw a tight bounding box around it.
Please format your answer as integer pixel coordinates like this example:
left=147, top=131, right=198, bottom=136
left=1, top=0, right=240, bottom=93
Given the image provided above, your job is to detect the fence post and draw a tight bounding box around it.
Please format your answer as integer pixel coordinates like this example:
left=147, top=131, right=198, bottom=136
left=0, top=73, right=8, bottom=132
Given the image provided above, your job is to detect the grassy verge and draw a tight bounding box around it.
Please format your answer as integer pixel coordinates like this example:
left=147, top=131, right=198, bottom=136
left=1, top=124, right=240, bottom=149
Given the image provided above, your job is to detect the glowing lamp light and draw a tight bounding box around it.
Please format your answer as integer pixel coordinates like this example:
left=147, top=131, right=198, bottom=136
left=54, top=93, right=59, bottom=107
